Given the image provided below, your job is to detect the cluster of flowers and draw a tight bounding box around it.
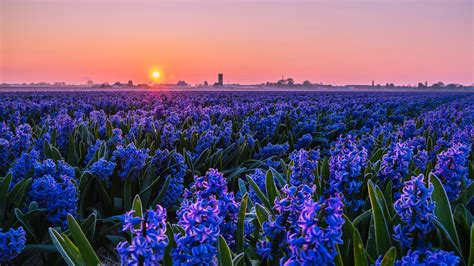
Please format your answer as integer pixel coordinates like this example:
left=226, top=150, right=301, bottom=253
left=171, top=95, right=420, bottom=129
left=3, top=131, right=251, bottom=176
left=112, top=143, right=149, bottom=180
left=0, top=91, right=472, bottom=264
left=173, top=169, right=240, bottom=264
left=117, top=205, right=169, bottom=265
left=434, top=143, right=471, bottom=201
left=152, top=149, right=187, bottom=207
left=289, top=148, right=320, bottom=186
left=10, top=150, right=78, bottom=228
left=257, top=185, right=344, bottom=264
left=389, top=174, right=460, bottom=265
left=329, top=135, right=368, bottom=211
left=0, top=227, right=26, bottom=263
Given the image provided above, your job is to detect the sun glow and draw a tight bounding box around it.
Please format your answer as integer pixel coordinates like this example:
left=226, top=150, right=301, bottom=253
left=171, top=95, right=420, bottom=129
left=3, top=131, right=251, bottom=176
left=149, top=68, right=162, bottom=82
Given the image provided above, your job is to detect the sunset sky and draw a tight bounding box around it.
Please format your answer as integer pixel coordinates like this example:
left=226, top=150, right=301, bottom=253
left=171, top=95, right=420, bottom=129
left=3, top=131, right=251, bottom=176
left=1, top=0, right=472, bottom=85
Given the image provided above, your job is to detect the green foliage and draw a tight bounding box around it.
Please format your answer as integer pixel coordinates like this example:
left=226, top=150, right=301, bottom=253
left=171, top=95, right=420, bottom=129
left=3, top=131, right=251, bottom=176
left=49, top=214, right=101, bottom=266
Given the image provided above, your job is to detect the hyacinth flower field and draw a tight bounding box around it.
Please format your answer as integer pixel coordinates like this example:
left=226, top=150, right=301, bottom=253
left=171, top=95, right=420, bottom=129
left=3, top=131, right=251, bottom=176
left=0, top=91, right=473, bottom=266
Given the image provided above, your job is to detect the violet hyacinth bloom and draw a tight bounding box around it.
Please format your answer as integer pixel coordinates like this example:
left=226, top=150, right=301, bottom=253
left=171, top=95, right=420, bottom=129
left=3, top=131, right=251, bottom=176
left=112, top=143, right=148, bottom=180
left=117, top=205, right=169, bottom=265
left=289, top=148, right=320, bottom=186
left=257, top=185, right=345, bottom=264
left=152, top=149, right=187, bottom=207
left=84, top=140, right=103, bottom=165
left=380, top=141, right=413, bottom=196
left=11, top=124, right=32, bottom=156
left=392, top=249, right=460, bottom=266
left=0, top=138, right=10, bottom=171
left=295, top=133, right=313, bottom=150
left=433, top=142, right=470, bottom=201
left=30, top=174, right=78, bottom=228
left=27, top=159, right=78, bottom=228
left=255, top=142, right=289, bottom=159
left=0, top=226, right=26, bottom=263
left=10, top=149, right=40, bottom=185
left=49, top=111, right=76, bottom=152
left=172, top=198, right=222, bottom=265
left=393, top=174, right=435, bottom=250
left=160, top=123, right=179, bottom=150
left=329, top=135, right=367, bottom=211
left=183, top=169, right=240, bottom=248
left=88, top=158, right=116, bottom=181
left=284, top=194, right=344, bottom=265
left=193, top=130, right=218, bottom=158
left=108, top=128, right=124, bottom=147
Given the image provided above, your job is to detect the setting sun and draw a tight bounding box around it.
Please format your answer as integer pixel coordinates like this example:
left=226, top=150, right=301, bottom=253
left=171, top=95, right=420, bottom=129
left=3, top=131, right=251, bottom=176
left=152, top=71, right=160, bottom=79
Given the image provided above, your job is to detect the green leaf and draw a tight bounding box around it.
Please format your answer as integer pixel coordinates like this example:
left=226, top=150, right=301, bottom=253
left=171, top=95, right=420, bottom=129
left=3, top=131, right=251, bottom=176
left=353, top=210, right=371, bottom=227
left=49, top=228, right=83, bottom=266
left=132, top=195, right=143, bottom=231
left=132, top=194, right=143, bottom=218
left=123, top=175, right=132, bottom=211
left=22, top=244, right=58, bottom=253
left=92, top=176, right=114, bottom=216
left=380, top=247, right=396, bottom=266
left=232, top=253, right=245, bottom=265
left=432, top=219, right=464, bottom=263
left=265, top=170, right=280, bottom=207
left=0, top=173, right=12, bottom=223
left=248, top=176, right=271, bottom=210
left=370, top=148, right=384, bottom=163
left=7, top=178, right=31, bottom=212
left=255, top=204, right=270, bottom=229
left=335, top=245, right=344, bottom=266
left=67, top=214, right=101, bottom=266
left=236, top=193, right=248, bottom=254
left=50, top=145, right=64, bottom=161
left=67, top=134, right=78, bottom=165
left=106, top=120, right=113, bottom=137
left=238, top=179, right=248, bottom=199
left=468, top=223, right=474, bottom=266
left=383, top=181, right=394, bottom=215
left=430, top=173, right=461, bottom=249
left=367, top=180, right=392, bottom=256
left=217, top=235, right=233, bottom=266
left=353, top=227, right=368, bottom=266
left=341, top=215, right=355, bottom=265
left=44, top=140, right=52, bottom=159
left=15, top=208, right=39, bottom=243
left=269, top=167, right=286, bottom=186
left=321, top=157, right=330, bottom=179
left=374, top=184, right=391, bottom=224
left=151, top=175, right=171, bottom=206
left=163, top=223, right=176, bottom=266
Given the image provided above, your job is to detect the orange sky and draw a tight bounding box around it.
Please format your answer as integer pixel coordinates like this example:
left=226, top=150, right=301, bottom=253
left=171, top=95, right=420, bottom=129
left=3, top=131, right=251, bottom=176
left=1, top=0, right=473, bottom=85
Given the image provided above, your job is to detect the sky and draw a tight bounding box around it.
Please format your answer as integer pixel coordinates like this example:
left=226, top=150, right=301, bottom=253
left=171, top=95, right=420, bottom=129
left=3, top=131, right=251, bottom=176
left=1, top=0, right=473, bottom=85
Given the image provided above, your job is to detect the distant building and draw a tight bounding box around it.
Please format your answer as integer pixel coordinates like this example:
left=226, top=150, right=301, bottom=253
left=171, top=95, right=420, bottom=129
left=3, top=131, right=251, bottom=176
left=215, top=73, right=224, bottom=86
left=87, top=80, right=94, bottom=86
left=177, top=80, right=188, bottom=86
left=101, top=82, right=111, bottom=88
left=276, top=77, right=295, bottom=86
left=371, top=80, right=375, bottom=86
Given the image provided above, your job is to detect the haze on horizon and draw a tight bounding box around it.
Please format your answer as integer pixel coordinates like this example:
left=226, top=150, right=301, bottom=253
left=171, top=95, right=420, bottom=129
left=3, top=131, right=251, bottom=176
left=1, top=0, right=473, bottom=86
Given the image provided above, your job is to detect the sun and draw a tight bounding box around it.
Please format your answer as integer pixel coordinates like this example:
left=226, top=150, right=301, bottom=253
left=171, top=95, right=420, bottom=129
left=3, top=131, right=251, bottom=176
left=149, top=67, right=164, bottom=83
